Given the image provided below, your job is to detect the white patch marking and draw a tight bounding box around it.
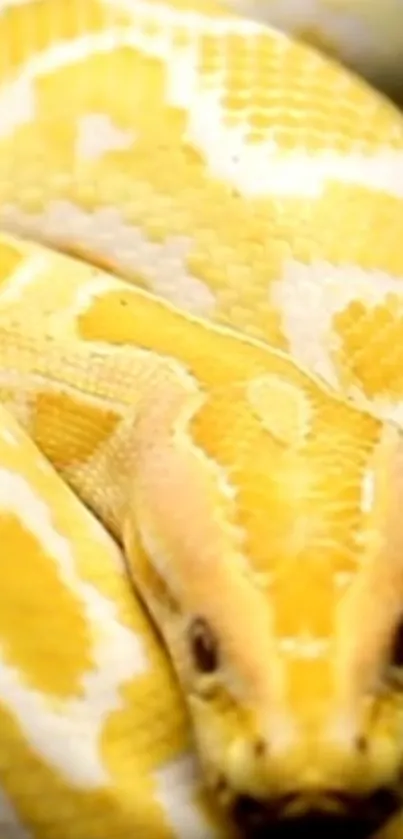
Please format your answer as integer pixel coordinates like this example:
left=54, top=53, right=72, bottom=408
left=0, top=202, right=217, bottom=316
left=46, top=273, right=119, bottom=337
left=0, top=6, right=260, bottom=138
left=271, top=259, right=403, bottom=428
left=0, top=427, right=19, bottom=447
left=0, top=470, right=148, bottom=787
left=361, top=470, right=375, bottom=514
left=278, top=634, right=329, bottom=658
left=0, top=78, right=35, bottom=138
left=73, top=274, right=119, bottom=308
left=371, top=397, right=403, bottom=430
left=1, top=7, right=401, bottom=200
left=126, top=1, right=403, bottom=199
left=271, top=259, right=403, bottom=387
left=0, top=252, right=48, bottom=305
left=154, top=755, right=215, bottom=839
left=203, top=146, right=403, bottom=200
left=76, top=113, right=135, bottom=161
left=0, top=0, right=37, bottom=6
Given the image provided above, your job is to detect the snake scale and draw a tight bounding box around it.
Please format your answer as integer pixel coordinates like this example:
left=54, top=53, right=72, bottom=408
left=2, top=0, right=403, bottom=838
left=223, top=0, right=403, bottom=104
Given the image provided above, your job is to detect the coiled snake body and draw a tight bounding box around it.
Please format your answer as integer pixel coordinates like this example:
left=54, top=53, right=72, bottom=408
left=223, top=0, right=403, bottom=103
left=2, top=1, right=403, bottom=838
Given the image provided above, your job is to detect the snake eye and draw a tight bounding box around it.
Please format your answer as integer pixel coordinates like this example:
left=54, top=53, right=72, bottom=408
left=189, top=617, right=218, bottom=673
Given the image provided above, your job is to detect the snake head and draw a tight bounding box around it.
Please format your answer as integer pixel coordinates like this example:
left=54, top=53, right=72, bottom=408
left=122, top=364, right=403, bottom=838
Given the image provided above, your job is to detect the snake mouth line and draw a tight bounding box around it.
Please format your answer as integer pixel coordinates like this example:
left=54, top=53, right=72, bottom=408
left=231, top=787, right=403, bottom=839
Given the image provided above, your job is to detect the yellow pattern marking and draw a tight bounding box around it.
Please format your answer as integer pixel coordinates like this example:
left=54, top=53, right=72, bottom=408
left=0, top=0, right=403, bottom=837
left=0, top=511, right=92, bottom=698
left=32, top=389, right=121, bottom=470
left=334, top=295, right=403, bottom=400
left=0, top=241, right=26, bottom=285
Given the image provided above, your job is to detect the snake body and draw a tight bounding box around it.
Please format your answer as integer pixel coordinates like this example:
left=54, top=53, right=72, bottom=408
left=2, top=1, right=403, bottom=838
left=222, top=0, right=403, bottom=103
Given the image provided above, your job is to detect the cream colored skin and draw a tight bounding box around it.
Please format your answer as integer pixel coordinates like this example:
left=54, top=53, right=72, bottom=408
left=223, top=0, right=403, bottom=103
left=2, top=1, right=403, bottom=838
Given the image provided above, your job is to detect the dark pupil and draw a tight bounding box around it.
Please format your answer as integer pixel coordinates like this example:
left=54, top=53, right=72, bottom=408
left=390, top=621, right=403, bottom=666
left=190, top=617, right=218, bottom=673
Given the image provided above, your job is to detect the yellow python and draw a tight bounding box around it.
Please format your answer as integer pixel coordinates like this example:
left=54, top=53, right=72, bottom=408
left=2, top=0, right=403, bottom=837
left=223, top=0, right=403, bottom=104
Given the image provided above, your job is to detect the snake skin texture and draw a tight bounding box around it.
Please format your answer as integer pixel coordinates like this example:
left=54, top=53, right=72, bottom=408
left=223, top=0, right=403, bottom=104
left=2, top=1, right=403, bottom=838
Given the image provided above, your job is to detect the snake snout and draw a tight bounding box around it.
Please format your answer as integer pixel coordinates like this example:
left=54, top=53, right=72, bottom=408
left=231, top=787, right=401, bottom=839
